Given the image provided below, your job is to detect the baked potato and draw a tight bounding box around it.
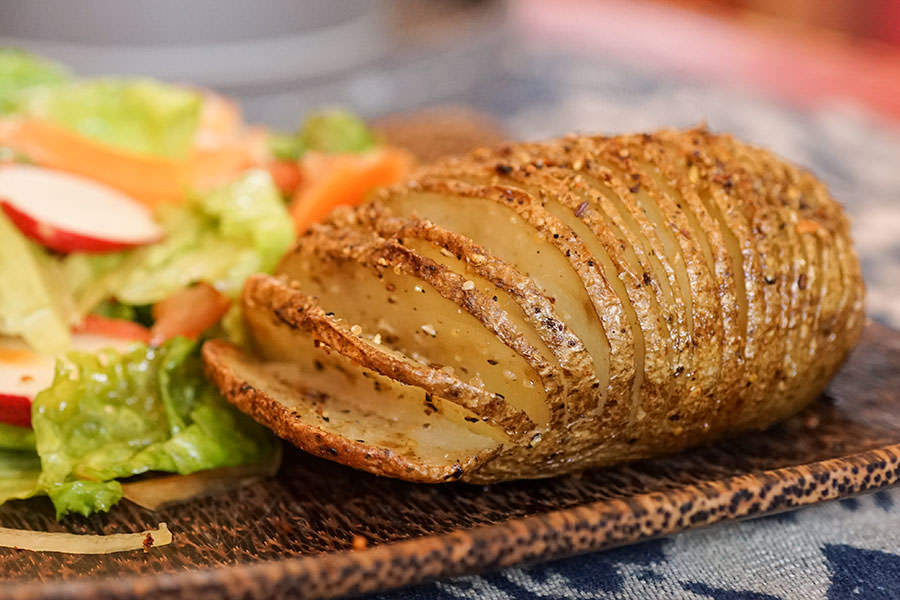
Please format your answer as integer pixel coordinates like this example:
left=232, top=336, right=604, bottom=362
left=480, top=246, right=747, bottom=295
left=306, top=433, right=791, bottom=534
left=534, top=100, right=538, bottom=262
left=203, top=127, right=865, bottom=483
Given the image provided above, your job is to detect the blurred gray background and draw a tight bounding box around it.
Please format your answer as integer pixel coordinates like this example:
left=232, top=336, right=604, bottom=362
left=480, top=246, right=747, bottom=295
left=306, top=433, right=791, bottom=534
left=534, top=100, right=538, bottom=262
left=0, top=0, right=509, bottom=128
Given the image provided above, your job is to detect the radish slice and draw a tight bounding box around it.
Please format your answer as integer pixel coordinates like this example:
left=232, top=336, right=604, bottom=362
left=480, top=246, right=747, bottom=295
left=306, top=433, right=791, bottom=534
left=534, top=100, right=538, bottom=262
left=0, top=334, right=143, bottom=427
left=0, top=393, right=31, bottom=428
left=0, top=164, right=164, bottom=253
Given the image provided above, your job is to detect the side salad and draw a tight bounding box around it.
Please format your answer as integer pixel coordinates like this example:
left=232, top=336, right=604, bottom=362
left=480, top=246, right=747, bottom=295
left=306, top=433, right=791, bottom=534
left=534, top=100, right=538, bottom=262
left=0, top=49, right=411, bottom=521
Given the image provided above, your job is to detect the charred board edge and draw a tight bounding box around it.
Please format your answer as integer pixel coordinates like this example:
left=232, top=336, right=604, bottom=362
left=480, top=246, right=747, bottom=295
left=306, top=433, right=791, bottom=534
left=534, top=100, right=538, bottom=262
left=3, top=443, right=899, bottom=600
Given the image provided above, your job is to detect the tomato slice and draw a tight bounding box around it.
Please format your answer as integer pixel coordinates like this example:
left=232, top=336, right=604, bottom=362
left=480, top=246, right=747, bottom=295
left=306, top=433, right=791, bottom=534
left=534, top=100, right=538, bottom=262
left=73, top=314, right=152, bottom=343
left=150, top=283, right=231, bottom=346
left=264, top=159, right=303, bottom=195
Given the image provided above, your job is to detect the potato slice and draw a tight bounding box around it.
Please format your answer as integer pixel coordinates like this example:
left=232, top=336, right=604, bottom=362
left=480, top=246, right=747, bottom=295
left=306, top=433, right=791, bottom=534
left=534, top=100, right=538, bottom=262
left=789, top=166, right=859, bottom=409
left=204, top=340, right=501, bottom=482
left=720, top=140, right=814, bottom=427
left=664, top=130, right=781, bottom=430
left=414, top=163, right=668, bottom=444
left=635, top=139, right=745, bottom=421
left=437, top=150, right=691, bottom=438
left=580, top=156, right=690, bottom=348
left=482, top=147, right=691, bottom=439
left=244, top=274, right=531, bottom=440
left=277, top=228, right=554, bottom=429
left=366, top=214, right=589, bottom=431
left=378, top=179, right=615, bottom=418
left=563, top=138, right=722, bottom=435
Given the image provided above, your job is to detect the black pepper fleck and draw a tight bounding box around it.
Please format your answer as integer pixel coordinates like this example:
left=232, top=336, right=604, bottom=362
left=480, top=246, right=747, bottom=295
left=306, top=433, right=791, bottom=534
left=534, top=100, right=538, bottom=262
left=574, top=201, right=589, bottom=217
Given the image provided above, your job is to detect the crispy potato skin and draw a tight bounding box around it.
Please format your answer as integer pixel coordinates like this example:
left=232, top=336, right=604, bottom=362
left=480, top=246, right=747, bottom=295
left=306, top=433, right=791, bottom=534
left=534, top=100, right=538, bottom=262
left=208, top=127, right=865, bottom=483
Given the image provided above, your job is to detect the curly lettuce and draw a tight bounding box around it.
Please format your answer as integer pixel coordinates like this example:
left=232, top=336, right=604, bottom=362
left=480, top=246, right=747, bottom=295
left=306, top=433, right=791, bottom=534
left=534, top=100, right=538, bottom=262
left=0, top=212, right=72, bottom=354
left=31, top=337, right=278, bottom=518
left=0, top=450, right=41, bottom=506
left=0, top=423, right=35, bottom=451
left=0, top=424, right=40, bottom=506
left=0, top=49, right=68, bottom=114
left=269, top=108, right=376, bottom=159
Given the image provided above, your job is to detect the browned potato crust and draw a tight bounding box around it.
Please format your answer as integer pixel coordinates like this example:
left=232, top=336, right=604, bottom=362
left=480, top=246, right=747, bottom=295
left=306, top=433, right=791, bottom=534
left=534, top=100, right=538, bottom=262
left=204, top=127, right=865, bottom=483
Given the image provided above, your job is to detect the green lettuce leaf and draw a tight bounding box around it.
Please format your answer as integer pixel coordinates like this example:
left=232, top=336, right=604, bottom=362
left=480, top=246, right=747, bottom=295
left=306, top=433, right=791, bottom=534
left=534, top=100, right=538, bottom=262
left=63, top=169, right=294, bottom=310
left=0, top=423, right=35, bottom=451
left=0, top=49, right=68, bottom=114
left=301, top=108, right=375, bottom=154
left=0, top=450, right=41, bottom=505
left=0, top=212, right=71, bottom=354
left=0, top=430, right=37, bottom=507
left=268, top=132, right=306, bottom=161
left=14, top=78, right=201, bottom=158
left=32, top=336, right=277, bottom=518
left=46, top=481, right=123, bottom=519
left=270, top=108, right=375, bottom=159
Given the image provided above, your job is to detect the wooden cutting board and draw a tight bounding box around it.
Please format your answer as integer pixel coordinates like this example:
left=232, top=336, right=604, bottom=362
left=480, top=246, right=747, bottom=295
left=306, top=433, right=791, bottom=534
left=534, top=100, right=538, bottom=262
left=1, top=321, right=898, bottom=600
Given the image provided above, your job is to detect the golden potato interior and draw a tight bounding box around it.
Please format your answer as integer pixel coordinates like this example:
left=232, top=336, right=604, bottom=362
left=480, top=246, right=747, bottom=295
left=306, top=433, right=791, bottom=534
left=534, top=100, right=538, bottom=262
left=382, top=188, right=613, bottom=407
left=243, top=274, right=530, bottom=441
left=204, top=339, right=501, bottom=481
left=276, top=238, right=552, bottom=428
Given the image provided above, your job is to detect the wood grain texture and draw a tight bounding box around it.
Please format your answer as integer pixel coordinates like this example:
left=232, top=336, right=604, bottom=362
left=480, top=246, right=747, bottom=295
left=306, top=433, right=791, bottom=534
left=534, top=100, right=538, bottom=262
left=1, top=321, right=899, bottom=600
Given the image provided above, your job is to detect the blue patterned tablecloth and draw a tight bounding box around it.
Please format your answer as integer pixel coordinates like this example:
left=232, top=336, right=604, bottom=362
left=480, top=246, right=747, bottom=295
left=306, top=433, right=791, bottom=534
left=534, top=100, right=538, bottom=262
left=367, top=49, right=900, bottom=600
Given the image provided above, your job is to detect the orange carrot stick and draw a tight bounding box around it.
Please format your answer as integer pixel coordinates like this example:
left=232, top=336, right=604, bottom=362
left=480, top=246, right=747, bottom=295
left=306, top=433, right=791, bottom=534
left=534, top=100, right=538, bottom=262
left=289, top=148, right=412, bottom=234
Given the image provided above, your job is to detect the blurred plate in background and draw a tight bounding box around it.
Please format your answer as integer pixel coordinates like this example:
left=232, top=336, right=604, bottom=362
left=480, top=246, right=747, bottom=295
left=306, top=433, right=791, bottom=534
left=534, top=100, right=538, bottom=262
left=0, top=0, right=509, bottom=127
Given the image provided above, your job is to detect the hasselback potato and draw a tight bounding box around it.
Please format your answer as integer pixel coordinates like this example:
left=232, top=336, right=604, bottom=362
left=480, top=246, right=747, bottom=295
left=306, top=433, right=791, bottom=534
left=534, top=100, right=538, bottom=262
left=204, top=127, right=865, bottom=483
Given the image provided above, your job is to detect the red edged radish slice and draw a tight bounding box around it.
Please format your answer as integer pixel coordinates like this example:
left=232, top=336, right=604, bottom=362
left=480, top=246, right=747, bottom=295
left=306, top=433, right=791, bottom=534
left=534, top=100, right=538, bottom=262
left=0, top=334, right=143, bottom=427
left=0, top=164, right=164, bottom=253
left=0, top=394, right=31, bottom=428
